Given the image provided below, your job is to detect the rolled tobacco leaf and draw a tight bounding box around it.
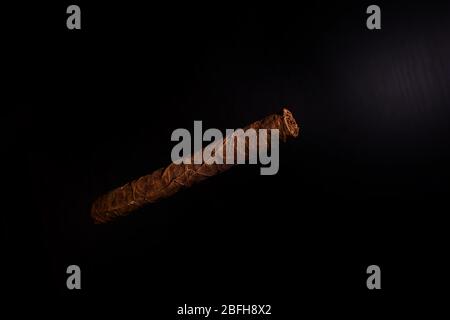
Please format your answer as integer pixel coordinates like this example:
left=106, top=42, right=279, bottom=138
left=91, top=108, right=299, bottom=224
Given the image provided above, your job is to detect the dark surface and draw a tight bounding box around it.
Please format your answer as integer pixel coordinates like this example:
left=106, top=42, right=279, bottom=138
left=4, top=0, right=449, bottom=316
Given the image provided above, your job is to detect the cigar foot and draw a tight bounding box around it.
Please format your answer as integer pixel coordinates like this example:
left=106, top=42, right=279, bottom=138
left=282, top=108, right=299, bottom=139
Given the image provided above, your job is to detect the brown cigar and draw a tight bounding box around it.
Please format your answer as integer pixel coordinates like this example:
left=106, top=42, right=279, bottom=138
left=91, top=108, right=299, bottom=224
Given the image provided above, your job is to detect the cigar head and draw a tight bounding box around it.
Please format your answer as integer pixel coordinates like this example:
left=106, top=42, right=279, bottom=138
left=282, top=108, right=299, bottom=138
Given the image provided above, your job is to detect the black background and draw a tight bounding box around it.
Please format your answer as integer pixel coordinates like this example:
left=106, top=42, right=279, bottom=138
left=4, top=0, right=449, bottom=316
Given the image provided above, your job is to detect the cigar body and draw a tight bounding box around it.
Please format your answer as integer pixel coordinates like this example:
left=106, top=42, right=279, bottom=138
left=91, top=108, right=299, bottom=224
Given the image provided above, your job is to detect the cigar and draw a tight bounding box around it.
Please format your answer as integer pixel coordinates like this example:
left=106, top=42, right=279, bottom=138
left=91, top=108, right=299, bottom=224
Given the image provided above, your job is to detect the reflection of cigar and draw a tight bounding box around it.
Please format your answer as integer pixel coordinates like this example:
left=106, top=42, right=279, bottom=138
left=91, top=108, right=299, bottom=224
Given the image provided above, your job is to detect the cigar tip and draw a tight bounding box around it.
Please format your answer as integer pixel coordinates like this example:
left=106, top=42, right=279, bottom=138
left=281, top=108, right=299, bottom=138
